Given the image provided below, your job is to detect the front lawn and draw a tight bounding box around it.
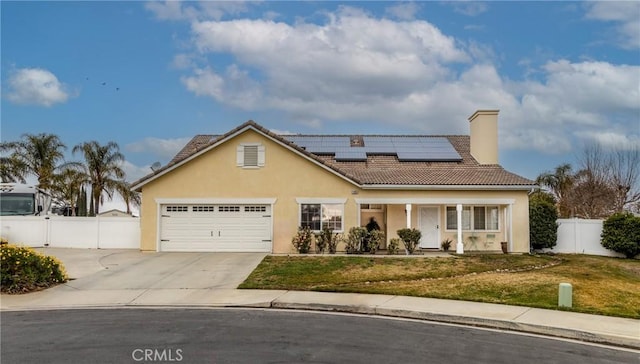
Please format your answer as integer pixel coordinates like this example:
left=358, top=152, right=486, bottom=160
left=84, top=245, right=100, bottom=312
left=239, top=254, right=640, bottom=318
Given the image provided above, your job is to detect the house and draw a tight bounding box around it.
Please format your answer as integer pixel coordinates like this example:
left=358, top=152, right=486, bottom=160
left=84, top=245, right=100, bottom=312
left=98, top=209, right=133, bottom=217
left=131, top=110, right=535, bottom=254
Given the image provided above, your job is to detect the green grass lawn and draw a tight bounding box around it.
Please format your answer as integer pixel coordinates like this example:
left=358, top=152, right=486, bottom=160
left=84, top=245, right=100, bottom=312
left=239, top=254, right=640, bottom=318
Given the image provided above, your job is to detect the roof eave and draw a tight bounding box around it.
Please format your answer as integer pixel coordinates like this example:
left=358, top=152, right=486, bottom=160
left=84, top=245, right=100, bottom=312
left=361, top=184, right=537, bottom=191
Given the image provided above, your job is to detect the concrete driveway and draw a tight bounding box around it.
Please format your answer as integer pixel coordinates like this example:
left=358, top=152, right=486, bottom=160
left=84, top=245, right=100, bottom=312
left=0, top=248, right=273, bottom=309
left=40, top=248, right=268, bottom=290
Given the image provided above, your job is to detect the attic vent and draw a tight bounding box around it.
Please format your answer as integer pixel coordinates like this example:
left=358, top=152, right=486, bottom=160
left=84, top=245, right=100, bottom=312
left=350, top=135, right=364, bottom=147
left=244, top=145, right=259, bottom=166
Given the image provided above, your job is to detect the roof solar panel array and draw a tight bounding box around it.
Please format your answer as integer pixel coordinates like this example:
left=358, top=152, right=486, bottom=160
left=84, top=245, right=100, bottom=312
left=283, top=135, right=461, bottom=162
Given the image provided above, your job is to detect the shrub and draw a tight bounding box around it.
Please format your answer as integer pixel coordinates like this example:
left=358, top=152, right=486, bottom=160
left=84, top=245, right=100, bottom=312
left=387, top=238, right=400, bottom=255
left=529, top=198, right=558, bottom=250
left=345, top=227, right=367, bottom=254
left=441, top=238, right=453, bottom=251
left=328, top=233, right=341, bottom=254
left=292, top=226, right=313, bottom=254
left=397, top=228, right=422, bottom=255
left=0, top=244, right=68, bottom=294
left=601, top=212, right=640, bottom=258
left=366, top=230, right=385, bottom=255
left=315, top=227, right=338, bottom=254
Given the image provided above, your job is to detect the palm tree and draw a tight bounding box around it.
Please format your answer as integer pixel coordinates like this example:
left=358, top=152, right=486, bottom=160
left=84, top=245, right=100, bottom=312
left=73, top=141, right=125, bottom=215
left=0, top=133, right=67, bottom=190
left=535, top=163, right=575, bottom=217
left=116, top=180, right=141, bottom=215
left=51, top=166, right=88, bottom=216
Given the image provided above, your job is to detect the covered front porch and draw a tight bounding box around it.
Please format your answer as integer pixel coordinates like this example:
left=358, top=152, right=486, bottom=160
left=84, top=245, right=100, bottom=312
left=355, top=198, right=516, bottom=253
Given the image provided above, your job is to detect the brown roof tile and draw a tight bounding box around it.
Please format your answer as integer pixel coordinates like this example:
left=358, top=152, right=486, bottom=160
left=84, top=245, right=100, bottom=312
left=132, top=122, right=534, bottom=190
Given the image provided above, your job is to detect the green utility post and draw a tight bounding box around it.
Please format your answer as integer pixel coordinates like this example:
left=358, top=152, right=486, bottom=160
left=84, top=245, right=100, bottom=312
left=558, top=283, right=572, bottom=308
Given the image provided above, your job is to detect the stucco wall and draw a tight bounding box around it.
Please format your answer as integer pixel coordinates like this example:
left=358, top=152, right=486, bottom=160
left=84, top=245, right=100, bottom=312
left=139, top=128, right=530, bottom=253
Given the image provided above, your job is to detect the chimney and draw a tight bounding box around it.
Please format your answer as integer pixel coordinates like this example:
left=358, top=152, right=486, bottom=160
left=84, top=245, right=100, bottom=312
left=468, top=109, right=499, bottom=165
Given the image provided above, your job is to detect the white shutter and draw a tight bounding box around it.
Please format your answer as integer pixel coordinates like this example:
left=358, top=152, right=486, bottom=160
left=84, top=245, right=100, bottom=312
left=237, top=145, right=244, bottom=166
left=257, top=145, right=265, bottom=166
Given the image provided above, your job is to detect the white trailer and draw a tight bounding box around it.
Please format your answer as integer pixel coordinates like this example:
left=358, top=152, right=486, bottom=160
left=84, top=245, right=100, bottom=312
left=0, top=183, right=52, bottom=216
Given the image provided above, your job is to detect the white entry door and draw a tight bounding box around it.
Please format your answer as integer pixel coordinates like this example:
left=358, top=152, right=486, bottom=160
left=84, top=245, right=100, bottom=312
left=419, top=207, right=440, bottom=249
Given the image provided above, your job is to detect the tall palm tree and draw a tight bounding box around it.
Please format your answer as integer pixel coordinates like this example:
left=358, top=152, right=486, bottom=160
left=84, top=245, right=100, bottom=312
left=535, top=163, right=575, bottom=217
left=116, top=180, right=141, bottom=215
left=0, top=133, right=67, bottom=190
left=73, top=141, right=125, bottom=215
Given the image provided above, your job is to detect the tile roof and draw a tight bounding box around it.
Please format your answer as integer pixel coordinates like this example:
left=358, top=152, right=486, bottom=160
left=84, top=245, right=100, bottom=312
left=132, top=120, right=534, bottom=189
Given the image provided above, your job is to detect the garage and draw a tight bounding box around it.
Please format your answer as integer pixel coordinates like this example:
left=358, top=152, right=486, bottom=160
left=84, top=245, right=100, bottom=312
left=159, top=204, right=272, bottom=252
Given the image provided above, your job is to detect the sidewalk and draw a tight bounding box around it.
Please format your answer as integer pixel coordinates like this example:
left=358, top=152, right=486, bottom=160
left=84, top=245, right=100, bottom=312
left=0, top=248, right=638, bottom=349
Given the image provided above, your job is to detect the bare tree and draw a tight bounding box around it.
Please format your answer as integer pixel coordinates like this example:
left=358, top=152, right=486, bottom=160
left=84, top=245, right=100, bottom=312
left=609, top=146, right=640, bottom=212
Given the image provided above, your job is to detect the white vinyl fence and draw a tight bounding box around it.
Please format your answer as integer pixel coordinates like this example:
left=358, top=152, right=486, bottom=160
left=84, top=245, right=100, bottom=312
left=552, top=218, right=624, bottom=257
left=0, top=216, right=139, bottom=249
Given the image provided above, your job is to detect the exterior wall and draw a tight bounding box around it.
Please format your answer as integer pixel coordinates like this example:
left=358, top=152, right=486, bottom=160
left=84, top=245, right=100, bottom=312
left=140, top=129, right=361, bottom=253
left=139, top=128, right=531, bottom=254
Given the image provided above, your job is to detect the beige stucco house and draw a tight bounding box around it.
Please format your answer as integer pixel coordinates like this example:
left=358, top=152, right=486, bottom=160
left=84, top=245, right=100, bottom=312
left=131, top=110, right=534, bottom=254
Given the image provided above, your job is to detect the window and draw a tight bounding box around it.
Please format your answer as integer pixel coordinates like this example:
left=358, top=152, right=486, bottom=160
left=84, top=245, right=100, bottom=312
left=300, top=203, right=344, bottom=231
left=166, top=206, right=188, bottom=212
left=244, top=206, right=266, bottom=212
left=446, top=205, right=498, bottom=231
left=219, top=206, right=240, bottom=212
left=193, top=206, right=215, bottom=212
left=237, top=144, right=265, bottom=168
left=360, top=204, right=383, bottom=211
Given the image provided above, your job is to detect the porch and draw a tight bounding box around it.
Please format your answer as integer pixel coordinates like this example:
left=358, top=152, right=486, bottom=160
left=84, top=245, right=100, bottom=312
left=355, top=198, right=515, bottom=254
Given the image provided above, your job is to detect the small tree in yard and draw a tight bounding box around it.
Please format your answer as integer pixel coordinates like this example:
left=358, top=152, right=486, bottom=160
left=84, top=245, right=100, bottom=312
left=601, top=212, right=640, bottom=258
left=529, top=197, right=559, bottom=250
left=397, top=228, right=421, bottom=255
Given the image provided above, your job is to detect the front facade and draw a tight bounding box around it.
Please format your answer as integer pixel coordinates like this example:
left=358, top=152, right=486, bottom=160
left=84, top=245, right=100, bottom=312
left=132, top=110, right=534, bottom=254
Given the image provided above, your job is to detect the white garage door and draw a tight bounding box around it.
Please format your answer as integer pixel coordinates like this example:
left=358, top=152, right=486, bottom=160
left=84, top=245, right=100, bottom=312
left=159, top=204, right=272, bottom=252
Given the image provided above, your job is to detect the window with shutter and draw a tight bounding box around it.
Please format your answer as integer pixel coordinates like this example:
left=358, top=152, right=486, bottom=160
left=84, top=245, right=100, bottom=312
left=237, top=143, right=265, bottom=168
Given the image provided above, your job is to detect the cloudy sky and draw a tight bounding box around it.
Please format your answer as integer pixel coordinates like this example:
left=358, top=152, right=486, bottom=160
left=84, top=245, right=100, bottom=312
left=2, top=1, right=639, bottom=188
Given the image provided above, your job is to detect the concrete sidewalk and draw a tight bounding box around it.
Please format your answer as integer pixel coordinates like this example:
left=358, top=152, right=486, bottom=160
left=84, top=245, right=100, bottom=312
left=0, top=248, right=638, bottom=349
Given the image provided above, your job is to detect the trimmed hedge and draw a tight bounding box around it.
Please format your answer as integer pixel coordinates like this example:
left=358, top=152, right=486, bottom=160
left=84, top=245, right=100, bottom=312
left=0, top=244, right=68, bottom=294
left=529, top=198, right=558, bottom=250
left=601, top=212, right=640, bottom=259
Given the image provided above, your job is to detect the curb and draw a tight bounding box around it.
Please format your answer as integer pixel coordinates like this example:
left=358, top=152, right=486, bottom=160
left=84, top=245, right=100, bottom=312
left=263, top=302, right=640, bottom=350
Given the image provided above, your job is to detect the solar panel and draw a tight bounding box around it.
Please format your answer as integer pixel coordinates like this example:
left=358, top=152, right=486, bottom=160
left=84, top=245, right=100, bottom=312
left=335, top=151, right=367, bottom=161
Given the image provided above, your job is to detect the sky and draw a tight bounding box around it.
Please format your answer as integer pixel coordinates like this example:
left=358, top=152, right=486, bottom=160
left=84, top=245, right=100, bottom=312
left=2, top=1, right=639, bottom=208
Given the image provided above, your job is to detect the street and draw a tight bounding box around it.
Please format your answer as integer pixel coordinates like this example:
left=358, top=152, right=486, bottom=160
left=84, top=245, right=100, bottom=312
left=1, top=308, right=636, bottom=363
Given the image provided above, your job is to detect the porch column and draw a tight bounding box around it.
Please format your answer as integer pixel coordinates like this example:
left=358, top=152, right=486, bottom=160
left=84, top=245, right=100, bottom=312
left=405, top=204, right=412, bottom=228
left=507, top=204, right=513, bottom=253
left=456, top=203, right=464, bottom=254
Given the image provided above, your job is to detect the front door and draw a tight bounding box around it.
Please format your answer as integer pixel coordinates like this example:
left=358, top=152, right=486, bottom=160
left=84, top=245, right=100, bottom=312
left=419, top=207, right=440, bottom=249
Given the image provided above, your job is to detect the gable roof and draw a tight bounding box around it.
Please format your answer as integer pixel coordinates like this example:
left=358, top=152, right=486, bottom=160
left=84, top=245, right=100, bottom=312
left=131, top=120, right=534, bottom=191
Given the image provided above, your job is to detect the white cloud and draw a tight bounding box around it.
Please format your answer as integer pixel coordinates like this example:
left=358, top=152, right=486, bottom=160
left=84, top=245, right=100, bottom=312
left=125, top=137, right=191, bottom=160
left=146, top=0, right=252, bottom=21
left=7, top=68, right=70, bottom=106
left=575, top=130, right=640, bottom=150
left=385, top=2, right=420, bottom=20
left=121, top=160, right=153, bottom=183
left=585, top=1, right=640, bottom=49
left=154, top=6, right=638, bottom=154
left=269, top=128, right=295, bottom=135
left=452, top=2, right=488, bottom=17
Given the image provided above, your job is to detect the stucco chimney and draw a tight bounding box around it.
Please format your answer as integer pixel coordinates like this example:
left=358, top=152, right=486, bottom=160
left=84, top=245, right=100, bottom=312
left=468, top=109, right=499, bottom=165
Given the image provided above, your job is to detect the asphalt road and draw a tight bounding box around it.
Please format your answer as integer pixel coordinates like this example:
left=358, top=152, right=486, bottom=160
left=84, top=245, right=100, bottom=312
left=1, top=309, right=637, bottom=364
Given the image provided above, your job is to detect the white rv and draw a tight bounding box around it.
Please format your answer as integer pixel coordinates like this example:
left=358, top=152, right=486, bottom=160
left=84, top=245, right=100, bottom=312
left=0, top=183, right=52, bottom=216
